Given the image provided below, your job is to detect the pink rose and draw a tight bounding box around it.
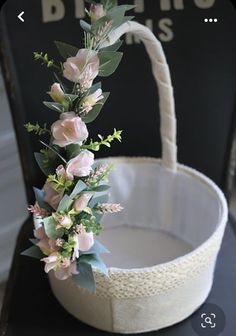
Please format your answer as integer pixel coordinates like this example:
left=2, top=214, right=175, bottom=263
left=72, top=231, right=94, bottom=260
left=54, top=261, right=78, bottom=280
left=66, top=150, right=94, bottom=179
left=43, top=181, right=64, bottom=210
left=48, top=83, right=65, bottom=103
left=51, top=112, right=88, bottom=147
left=63, top=49, right=99, bottom=88
left=89, top=4, right=106, bottom=22
left=74, top=193, right=93, bottom=212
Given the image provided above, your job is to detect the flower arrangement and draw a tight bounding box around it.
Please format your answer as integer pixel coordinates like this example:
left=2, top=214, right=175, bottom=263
left=22, top=0, right=134, bottom=292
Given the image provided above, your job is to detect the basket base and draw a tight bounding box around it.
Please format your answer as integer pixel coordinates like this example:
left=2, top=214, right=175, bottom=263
left=99, top=226, right=193, bottom=269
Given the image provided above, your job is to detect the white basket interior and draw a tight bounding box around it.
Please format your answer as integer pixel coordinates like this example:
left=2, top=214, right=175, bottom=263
left=99, top=158, right=224, bottom=269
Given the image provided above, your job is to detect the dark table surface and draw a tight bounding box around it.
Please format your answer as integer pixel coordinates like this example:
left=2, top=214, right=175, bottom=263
left=1, top=216, right=236, bottom=336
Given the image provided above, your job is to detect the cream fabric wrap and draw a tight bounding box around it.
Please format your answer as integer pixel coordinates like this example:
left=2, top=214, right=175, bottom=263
left=45, top=21, right=228, bottom=334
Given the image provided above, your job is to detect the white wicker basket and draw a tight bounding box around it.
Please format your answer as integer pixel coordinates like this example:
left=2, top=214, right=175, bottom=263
left=45, top=21, right=228, bottom=333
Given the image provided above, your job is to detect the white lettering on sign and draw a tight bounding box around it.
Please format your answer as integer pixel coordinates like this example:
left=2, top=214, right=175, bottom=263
left=194, top=0, right=216, bottom=9
left=160, top=0, right=185, bottom=11
left=158, top=18, right=174, bottom=42
left=42, top=0, right=65, bottom=23
left=75, top=0, right=85, bottom=19
left=134, top=0, right=145, bottom=13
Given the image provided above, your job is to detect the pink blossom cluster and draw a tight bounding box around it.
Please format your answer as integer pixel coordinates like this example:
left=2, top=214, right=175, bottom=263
left=35, top=225, right=94, bottom=280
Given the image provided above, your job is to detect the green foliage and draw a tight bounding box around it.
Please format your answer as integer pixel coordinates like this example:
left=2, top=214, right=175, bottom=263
left=33, top=187, right=54, bottom=212
left=66, top=144, right=81, bottom=160
left=101, top=0, right=118, bottom=11
left=81, top=216, right=102, bottom=235
left=61, top=235, right=76, bottom=258
left=80, top=20, right=91, bottom=33
left=40, top=141, right=67, bottom=164
left=43, top=101, right=67, bottom=113
left=70, top=180, right=87, bottom=199
left=81, top=240, right=110, bottom=255
left=81, top=129, right=122, bottom=151
left=54, top=41, right=79, bottom=59
left=27, top=0, right=130, bottom=293
left=91, top=185, right=110, bottom=192
left=34, top=152, right=52, bottom=176
left=81, top=92, right=110, bottom=123
left=34, top=52, right=61, bottom=71
left=24, top=122, right=50, bottom=136
left=43, top=216, right=64, bottom=240
left=73, top=262, right=95, bottom=292
left=21, top=245, right=44, bottom=259
left=79, top=253, right=108, bottom=275
left=86, top=163, right=114, bottom=187
left=100, top=40, right=123, bottom=52
left=98, top=51, right=123, bottom=77
left=57, top=195, right=74, bottom=212
left=47, top=174, right=73, bottom=191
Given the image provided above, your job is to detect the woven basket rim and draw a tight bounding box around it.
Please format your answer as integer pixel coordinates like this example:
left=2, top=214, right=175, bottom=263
left=94, top=156, right=228, bottom=274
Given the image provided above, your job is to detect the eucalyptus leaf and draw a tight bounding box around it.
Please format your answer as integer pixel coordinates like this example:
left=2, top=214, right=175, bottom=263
left=53, top=73, right=68, bottom=92
left=88, top=82, right=102, bottom=95
left=40, top=141, right=67, bottom=164
left=79, top=254, right=108, bottom=275
left=100, top=40, right=123, bottom=52
left=66, top=144, right=81, bottom=160
left=34, top=152, right=52, bottom=176
left=101, top=0, right=118, bottom=10
left=33, top=187, right=54, bottom=212
left=98, top=52, right=123, bottom=77
left=73, top=262, right=95, bottom=292
left=70, top=180, right=87, bottom=199
left=43, top=216, right=64, bottom=240
left=81, top=92, right=110, bottom=123
left=81, top=240, right=110, bottom=255
left=91, top=4, right=134, bottom=34
left=43, top=101, right=65, bottom=113
left=122, top=16, right=135, bottom=24
left=90, top=194, right=109, bottom=221
left=57, top=194, right=74, bottom=212
left=89, top=194, right=109, bottom=207
left=55, top=41, right=78, bottom=59
left=80, top=20, right=91, bottom=32
left=91, top=185, right=110, bottom=192
left=21, top=245, right=44, bottom=259
left=64, top=94, right=78, bottom=102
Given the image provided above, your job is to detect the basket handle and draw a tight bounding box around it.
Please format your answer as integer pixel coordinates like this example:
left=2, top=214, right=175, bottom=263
left=102, top=21, right=177, bottom=171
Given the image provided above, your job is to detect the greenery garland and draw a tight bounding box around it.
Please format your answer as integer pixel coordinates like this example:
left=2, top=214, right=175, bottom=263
left=22, top=0, right=134, bottom=291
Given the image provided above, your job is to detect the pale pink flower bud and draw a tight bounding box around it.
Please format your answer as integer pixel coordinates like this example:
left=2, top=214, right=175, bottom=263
left=54, top=261, right=78, bottom=280
left=74, top=193, right=93, bottom=212
left=89, top=4, right=106, bottom=22
left=43, top=181, right=64, bottom=210
left=56, top=164, right=73, bottom=181
left=80, top=89, right=104, bottom=114
left=66, top=150, right=94, bottom=179
left=51, top=112, right=88, bottom=147
left=53, top=214, right=72, bottom=229
left=42, top=252, right=60, bottom=273
left=48, top=83, right=65, bottom=103
left=63, top=49, right=99, bottom=88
